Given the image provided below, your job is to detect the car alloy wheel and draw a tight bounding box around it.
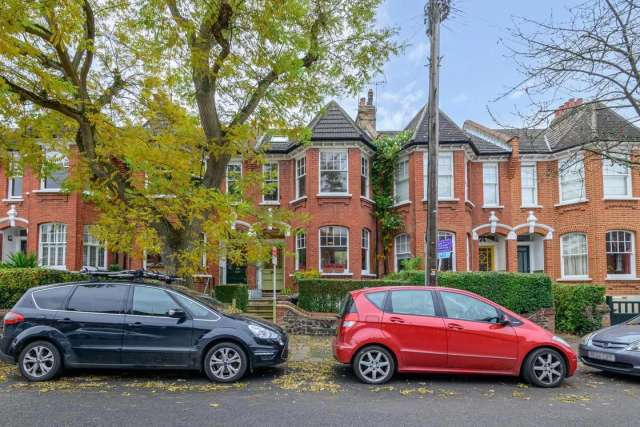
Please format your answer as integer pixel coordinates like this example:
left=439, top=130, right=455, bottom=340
left=18, top=341, right=62, bottom=382
left=354, top=346, right=395, bottom=384
left=524, top=348, right=566, bottom=388
left=204, top=342, right=247, bottom=383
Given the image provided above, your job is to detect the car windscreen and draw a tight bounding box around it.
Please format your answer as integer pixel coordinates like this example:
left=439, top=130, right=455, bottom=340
left=628, top=315, right=640, bottom=325
left=171, top=291, right=220, bottom=320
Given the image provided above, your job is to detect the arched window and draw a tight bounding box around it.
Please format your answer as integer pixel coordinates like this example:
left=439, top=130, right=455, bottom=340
left=606, top=231, right=635, bottom=278
left=561, top=233, right=588, bottom=278
left=394, top=234, right=411, bottom=272
left=295, top=230, right=307, bottom=271
left=438, top=231, right=456, bottom=272
left=319, top=226, right=348, bottom=273
left=39, top=223, right=67, bottom=269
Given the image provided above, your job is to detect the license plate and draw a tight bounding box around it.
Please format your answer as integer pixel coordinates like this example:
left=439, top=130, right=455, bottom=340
left=588, top=351, right=616, bottom=362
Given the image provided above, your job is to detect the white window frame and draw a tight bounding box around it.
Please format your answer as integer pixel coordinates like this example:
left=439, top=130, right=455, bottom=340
left=361, top=155, right=370, bottom=199
left=603, top=155, right=632, bottom=199
left=318, top=226, right=350, bottom=274
left=8, top=176, right=23, bottom=199
left=225, top=160, right=242, bottom=194
left=361, top=228, right=371, bottom=274
left=261, top=162, right=280, bottom=204
left=558, top=156, right=586, bottom=204
left=482, top=162, right=500, bottom=207
left=521, top=163, right=538, bottom=207
left=318, top=150, right=349, bottom=196
left=464, top=156, right=469, bottom=202
left=438, top=231, right=457, bottom=272
left=423, top=151, right=455, bottom=200
left=560, top=233, right=589, bottom=280
left=40, top=151, right=69, bottom=191
left=606, top=230, right=636, bottom=279
left=82, top=225, right=107, bottom=270
left=295, top=230, right=307, bottom=271
left=295, top=156, right=306, bottom=199
left=394, top=234, right=411, bottom=272
left=38, top=223, right=67, bottom=270
left=394, top=157, right=410, bottom=204
left=7, top=151, right=23, bottom=199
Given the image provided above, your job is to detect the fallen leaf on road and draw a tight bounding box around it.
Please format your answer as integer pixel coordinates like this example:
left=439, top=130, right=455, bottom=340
left=399, top=387, right=434, bottom=396
left=555, top=394, right=592, bottom=404
left=272, top=361, right=340, bottom=394
left=512, top=390, right=531, bottom=400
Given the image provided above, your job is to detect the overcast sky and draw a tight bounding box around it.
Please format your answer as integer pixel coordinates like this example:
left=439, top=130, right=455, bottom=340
left=338, top=0, right=583, bottom=131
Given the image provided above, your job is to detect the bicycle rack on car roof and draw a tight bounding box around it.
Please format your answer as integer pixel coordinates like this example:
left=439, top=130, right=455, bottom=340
left=79, top=269, right=183, bottom=285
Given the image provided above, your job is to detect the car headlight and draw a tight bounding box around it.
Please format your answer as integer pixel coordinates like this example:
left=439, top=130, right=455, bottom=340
left=552, top=335, right=571, bottom=348
left=581, top=332, right=596, bottom=345
left=625, top=340, right=640, bottom=352
left=248, top=323, right=280, bottom=340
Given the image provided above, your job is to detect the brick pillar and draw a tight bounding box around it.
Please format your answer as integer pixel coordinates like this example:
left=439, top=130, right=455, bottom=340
left=506, top=238, right=518, bottom=272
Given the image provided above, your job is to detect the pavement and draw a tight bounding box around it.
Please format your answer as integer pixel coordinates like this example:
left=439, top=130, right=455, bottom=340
left=0, top=335, right=638, bottom=427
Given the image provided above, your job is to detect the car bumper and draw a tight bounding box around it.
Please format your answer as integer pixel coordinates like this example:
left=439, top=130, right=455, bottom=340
left=332, top=338, right=353, bottom=364
left=579, top=344, right=640, bottom=376
left=250, top=338, right=288, bottom=368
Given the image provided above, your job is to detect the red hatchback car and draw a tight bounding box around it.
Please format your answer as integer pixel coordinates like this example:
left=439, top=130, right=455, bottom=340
left=333, top=286, right=577, bottom=388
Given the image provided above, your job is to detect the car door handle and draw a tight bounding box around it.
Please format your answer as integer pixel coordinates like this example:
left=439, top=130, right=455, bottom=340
left=59, top=318, right=74, bottom=323
left=389, top=317, right=405, bottom=324
left=128, top=322, right=143, bottom=327
left=448, top=323, right=464, bottom=330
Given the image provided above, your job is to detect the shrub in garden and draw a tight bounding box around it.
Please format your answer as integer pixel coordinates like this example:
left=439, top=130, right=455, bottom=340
left=553, top=284, right=606, bottom=335
left=0, top=268, right=86, bottom=308
left=215, top=284, right=249, bottom=311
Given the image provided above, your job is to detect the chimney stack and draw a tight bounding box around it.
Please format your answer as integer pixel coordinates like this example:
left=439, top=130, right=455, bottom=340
left=554, top=98, right=584, bottom=118
left=356, top=88, right=377, bottom=138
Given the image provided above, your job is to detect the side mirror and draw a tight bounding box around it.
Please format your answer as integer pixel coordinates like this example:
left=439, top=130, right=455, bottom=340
left=498, top=312, right=511, bottom=326
left=168, top=308, right=187, bottom=319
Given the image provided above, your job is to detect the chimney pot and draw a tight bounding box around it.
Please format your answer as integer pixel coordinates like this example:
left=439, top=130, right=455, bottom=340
left=367, top=89, right=373, bottom=106
left=359, top=97, right=366, bottom=106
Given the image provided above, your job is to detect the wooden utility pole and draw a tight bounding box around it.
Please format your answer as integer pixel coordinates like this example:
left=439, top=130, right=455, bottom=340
left=425, top=0, right=450, bottom=286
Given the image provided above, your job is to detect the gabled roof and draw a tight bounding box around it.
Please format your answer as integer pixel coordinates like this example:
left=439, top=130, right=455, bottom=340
left=404, top=105, right=470, bottom=145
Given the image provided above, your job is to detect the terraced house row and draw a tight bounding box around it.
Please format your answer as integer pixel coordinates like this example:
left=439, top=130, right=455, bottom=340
left=2, top=93, right=640, bottom=298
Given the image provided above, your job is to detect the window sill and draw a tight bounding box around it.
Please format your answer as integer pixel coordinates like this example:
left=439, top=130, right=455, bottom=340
left=556, top=277, right=592, bottom=282
left=392, top=201, right=411, bottom=208
left=554, top=199, right=588, bottom=207
left=361, top=273, right=377, bottom=277
left=606, top=276, right=640, bottom=281
left=32, top=189, right=63, bottom=194
left=260, top=201, right=280, bottom=206
left=603, top=197, right=640, bottom=201
left=316, top=193, right=352, bottom=198
left=289, top=196, right=307, bottom=205
left=360, top=196, right=375, bottom=204
left=320, top=271, right=353, bottom=276
left=521, top=205, right=543, bottom=209
left=482, top=205, right=504, bottom=209
left=40, top=265, right=67, bottom=271
left=2, top=198, right=23, bottom=203
left=422, top=198, right=460, bottom=202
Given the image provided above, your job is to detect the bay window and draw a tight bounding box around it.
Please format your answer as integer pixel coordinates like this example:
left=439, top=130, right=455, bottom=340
left=41, top=151, right=69, bottom=190
left=295, top=156, right=306, bottom=199
left=226, top=161, right=242, bottom=195
left=39, top=223, right=67, bottom=269
left=521, top=163, right=538, bottom=206
left=262, top=162, right=279, bottom=203
left=438, top=231, right=456, bottom=271
left=361, top=229, right=370, bottom=274
left=319, top=151, right=348, bottom=194
left=83, top=225, right=107, bottom=270
left=424, top=152, right=454, bottom=200
left=560, top=233, right=588, bottom=278
left=483, top=163, right=499, bottom=206
left=603, top=157, right=631, bottom=198
left=606, top=231, right=635, bottom=277
left=559, top=157, right=585, bottom=203
left=319, top=226, right=348, bottom=273
left=394, top=158, right=409, bottom=204
left=295, top=230, right=307, bottom=271
left=394, top=234, right=411, bottom=272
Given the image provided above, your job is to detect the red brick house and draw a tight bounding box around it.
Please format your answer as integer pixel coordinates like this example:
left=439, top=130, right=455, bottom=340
left=2, top=94, right=640, bottom=298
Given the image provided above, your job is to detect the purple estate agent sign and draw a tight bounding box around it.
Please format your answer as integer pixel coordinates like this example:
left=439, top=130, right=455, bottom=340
left=437, top=237, right=452, bottom=260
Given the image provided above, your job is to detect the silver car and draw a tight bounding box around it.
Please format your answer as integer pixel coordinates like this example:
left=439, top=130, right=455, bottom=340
left=579, top=315, right=640, bottom=376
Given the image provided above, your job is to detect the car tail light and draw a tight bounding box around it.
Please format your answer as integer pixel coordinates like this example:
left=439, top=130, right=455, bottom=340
left=3, top=311, right=24, bottom=326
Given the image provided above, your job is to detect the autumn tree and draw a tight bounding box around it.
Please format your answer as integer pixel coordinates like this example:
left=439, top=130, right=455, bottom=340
left=0, top=0, right=398, bottom=275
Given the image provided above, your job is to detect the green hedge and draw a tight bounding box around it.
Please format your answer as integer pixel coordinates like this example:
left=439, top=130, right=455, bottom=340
left=215, top=284, right=248, bottom=311
left=298, top=272, right=554, bottom=314
left=0, top=268, right=87, bottom=308
left=554, top=284, right=606, bottom=335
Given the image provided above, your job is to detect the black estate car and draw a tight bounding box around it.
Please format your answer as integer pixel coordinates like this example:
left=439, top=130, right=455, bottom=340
left=0, top=273, right=287, bottom=382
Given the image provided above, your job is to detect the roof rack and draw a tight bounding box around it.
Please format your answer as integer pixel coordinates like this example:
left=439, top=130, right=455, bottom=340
left=79, top=269, right=183, bottom=284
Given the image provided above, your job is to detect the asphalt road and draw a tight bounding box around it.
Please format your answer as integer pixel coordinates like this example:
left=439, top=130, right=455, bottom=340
left=0, top=357, right=639, bottom=427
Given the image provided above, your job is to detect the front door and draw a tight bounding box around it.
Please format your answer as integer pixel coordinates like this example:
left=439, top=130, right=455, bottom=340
left=59, top=284, right=129, bottom=365
left=478, top=246, right=495, bottom=271
left=381, top=289, right=447, bottom=369
left=517, top=246, right=531, bottom=273
left=122, top=285, right=193, bottom=367
left=439, top=291, right=518, bottom=373
left=226, top=262, right=247, bottom=284
left=262, top=242, right=284, bottom=292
